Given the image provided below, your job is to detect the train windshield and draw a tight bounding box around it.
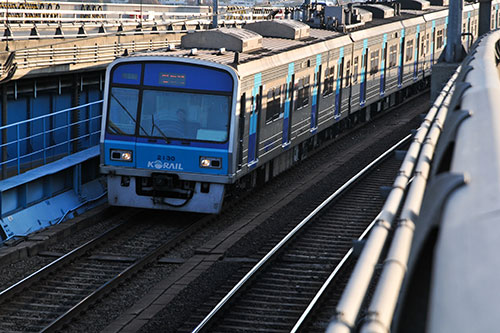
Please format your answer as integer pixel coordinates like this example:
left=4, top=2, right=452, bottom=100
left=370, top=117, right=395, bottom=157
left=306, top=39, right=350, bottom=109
left=107, top=87, right=140, bottom=136
left=106, top=62, right=233, bottom=143
left=139, top=89, right=230, bottom=142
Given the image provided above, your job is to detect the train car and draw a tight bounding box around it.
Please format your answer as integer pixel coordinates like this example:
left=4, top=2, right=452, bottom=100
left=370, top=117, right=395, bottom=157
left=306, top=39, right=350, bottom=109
left=100, top=2, right=483, bottom=214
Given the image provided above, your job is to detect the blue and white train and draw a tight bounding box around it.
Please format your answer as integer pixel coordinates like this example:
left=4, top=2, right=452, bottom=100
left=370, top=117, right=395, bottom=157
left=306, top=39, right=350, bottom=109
left=100, top=1, right=499, bottom=213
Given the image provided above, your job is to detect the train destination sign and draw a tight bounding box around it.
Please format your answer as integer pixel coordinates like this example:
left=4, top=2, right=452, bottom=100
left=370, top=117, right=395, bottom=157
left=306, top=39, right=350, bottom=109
left=159, top=72, right=186, bottom=86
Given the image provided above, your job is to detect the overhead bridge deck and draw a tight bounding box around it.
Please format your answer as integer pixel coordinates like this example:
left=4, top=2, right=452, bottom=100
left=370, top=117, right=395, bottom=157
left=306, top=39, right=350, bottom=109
left=0, top=1, right=278, bottom=81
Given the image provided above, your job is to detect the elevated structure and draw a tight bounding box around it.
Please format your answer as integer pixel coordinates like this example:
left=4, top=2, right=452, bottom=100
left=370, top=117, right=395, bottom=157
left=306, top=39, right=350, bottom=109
left=400, top=28, right=500, bottom=333
left=328, top=27, right=500, bottom=333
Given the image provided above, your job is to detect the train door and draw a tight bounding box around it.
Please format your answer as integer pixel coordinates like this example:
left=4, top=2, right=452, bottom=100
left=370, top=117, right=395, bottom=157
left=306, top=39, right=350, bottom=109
left=237, top=93, right=246, bottom=170
left=344, top=58, right=351, bottom=115
left=414, top=26, right=420, bottom=80
left=335, top=48, right=344, bottom=118
left=282, top=63, right=294, bottom=148
left=360, top=40, right=368, bottom=106
left=311, top=54, right=322, bottom=132
left=398, top=28, right=405, bottom=88
left=380, top=34, right=387, bottom=96
left=350, top=54, right=358, bottom=112
left=248, top=74, right=262, bottom=167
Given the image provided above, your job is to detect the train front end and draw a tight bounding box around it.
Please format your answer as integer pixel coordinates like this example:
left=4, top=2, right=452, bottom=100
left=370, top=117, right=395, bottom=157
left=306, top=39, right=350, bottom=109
left=100, top=57, right=238, bottom=214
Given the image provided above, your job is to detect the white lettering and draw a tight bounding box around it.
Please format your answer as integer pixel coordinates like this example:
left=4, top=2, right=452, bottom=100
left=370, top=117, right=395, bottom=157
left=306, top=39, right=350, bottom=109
left=147, top=160, right=183, bottom=170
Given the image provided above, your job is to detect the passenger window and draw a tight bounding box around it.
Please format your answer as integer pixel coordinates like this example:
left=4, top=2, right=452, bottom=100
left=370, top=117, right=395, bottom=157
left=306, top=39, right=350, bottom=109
left=370, top=50, right=380, bottom=75
left=303, top=76, right=310, bottom=107
left=345, top=60, right=351, bottom=86
left=296, top=78, right=304, bottom=111
left=323, top=66, right=335, bottom=96
left=406, top=40, right=414, bottom=62
left=436, top=30, right=444, bottom=49
left=389, top=45, right=397, bottom=67
left=353, top=57, right=359, bottom=83
left=266, top=86, right=282, bottom=123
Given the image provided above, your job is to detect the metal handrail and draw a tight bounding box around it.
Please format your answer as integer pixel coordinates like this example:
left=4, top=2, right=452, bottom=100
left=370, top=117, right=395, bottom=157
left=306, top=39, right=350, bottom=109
left=0, top=100, right=102, bottom=130
left=327, top=66, right=462, bottom=333
left=0, top=100, right=103, bottom=177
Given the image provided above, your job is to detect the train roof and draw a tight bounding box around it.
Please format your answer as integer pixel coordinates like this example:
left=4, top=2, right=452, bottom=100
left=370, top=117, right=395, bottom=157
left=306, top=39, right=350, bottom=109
left=126, top=4, right=449, bottom=76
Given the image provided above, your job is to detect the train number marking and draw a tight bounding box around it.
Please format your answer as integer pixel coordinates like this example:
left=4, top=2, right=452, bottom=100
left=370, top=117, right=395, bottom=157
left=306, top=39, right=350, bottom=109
left=157, top=155, right=175, bottom=161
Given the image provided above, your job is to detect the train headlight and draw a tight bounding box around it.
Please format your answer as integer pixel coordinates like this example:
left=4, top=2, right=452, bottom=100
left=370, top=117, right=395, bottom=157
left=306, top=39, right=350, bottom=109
left=200, top=157, right=222, bottom=169
left=111, top=149, right=133, bottom=162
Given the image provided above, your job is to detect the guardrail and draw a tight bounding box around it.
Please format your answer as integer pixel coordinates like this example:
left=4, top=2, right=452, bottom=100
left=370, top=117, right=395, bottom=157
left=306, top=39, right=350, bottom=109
left=0, top=7, right=272, bottom=25
left=0, top=100, right=103, bottom=179
left=326, top=65, right=462, bottom=332
left=412, top=29, right=500, bottom=333
left=14, top=38, right=178, bottom=72
left=0, top=4, right=280, bottom=79
left=328, top=27, right=500, bottom=333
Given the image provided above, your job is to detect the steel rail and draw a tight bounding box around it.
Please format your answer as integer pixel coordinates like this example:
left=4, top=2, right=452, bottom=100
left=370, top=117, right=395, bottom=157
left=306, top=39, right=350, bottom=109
left=40, top=214, right=212, bottom=332
left=0, top=210, right=213, bottom=332
left=0, top=212, right=132, bottom=302
left=290, top=133, right=413, bottom=332
left=192, top=132, right=410, bottom=333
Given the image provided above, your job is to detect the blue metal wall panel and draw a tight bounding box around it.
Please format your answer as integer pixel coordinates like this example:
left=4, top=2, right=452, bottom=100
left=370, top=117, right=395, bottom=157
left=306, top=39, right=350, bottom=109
left=7, top=98, right=29, bottom=173
left=26, top=178, right=44, bottom=204
left=89, top=90, right=102, bottom=147
left=30, top=94, right=51, bottom=166
left=52, top=94, right=72, bottom=157
left=1, top=188, right=17, bottom=214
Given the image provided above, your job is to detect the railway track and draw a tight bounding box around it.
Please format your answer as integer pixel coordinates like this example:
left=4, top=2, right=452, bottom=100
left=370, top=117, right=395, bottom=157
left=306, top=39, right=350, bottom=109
left=182, top=135, right=411, bottom=333
left=0, top=91, right=427, bottom=332
left=0, top=210, right=208, bottom=332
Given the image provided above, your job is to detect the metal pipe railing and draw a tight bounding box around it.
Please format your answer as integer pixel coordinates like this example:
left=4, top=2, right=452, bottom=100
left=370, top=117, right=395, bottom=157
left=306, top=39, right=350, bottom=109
left=0, top=100, right=103, bottom=178
left=327, top=67, right=462, bottom=333
left=358, top=74, right=459, bottom=332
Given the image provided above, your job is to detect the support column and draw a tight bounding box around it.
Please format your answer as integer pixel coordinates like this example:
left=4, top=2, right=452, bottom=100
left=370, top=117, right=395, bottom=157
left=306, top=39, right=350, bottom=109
left=431, top=0, right=464, bottom=101
left=212, top=0, right=218, bottom=29
left=445, top=0, right=464, bottom=63
left=2, top=84, right=7, bottom=179
left=479, top=0, right=492, bottom=37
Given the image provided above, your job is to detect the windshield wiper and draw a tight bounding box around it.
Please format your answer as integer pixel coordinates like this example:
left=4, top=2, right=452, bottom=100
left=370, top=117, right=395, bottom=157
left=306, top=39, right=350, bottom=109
left=151, top=114, right=171, bottom=143
left=110, top=92, right=149, bottom=135
left=107, top=120, right=126, bottom=135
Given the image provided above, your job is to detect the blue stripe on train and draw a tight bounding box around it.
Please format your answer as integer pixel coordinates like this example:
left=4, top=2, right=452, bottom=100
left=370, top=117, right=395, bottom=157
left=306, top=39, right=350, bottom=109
left=311, top=54, right=321, bottom=132
left=398, top=28, right=405, bottom=87
left=431, top=21, right=435, bottom=67
left=248, top=73, right=262, bottom=166
left=360, top=40, right=367, bottom=106
left=414, top=25, right=420, bottom=80
left=335, top=47, right=344, bottom=116
left=282, top=63, right=294, bottom=147
left=380, top=34, right=387, bottom=96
